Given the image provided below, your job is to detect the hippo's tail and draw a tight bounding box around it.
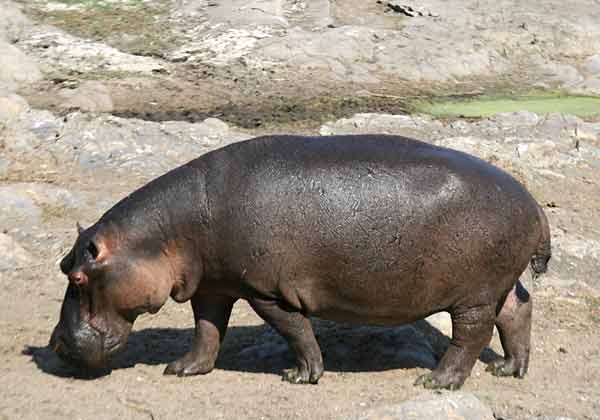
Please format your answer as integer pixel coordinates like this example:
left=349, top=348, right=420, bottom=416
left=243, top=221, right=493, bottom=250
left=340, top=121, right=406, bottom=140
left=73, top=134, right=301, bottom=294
left=530, top=204, right=551, bottom=276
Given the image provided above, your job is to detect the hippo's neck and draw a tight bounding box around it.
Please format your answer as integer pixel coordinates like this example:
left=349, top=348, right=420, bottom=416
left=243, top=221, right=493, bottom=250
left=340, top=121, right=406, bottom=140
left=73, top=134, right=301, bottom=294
left=94, top=162, right=211, bottom=302
left=97, top=161, right=211, bottom=253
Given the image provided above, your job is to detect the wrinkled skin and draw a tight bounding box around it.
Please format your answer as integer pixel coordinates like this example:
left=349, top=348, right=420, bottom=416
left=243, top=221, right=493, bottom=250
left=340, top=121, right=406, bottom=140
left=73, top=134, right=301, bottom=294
left=51, top=135, right=551, bottom=388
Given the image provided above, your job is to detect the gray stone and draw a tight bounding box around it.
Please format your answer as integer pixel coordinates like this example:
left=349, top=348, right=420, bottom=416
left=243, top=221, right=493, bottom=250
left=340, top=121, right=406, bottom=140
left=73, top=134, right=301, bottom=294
left=569, top=76, right=600, bottom=95
left=0, top=1, right=29, bottom=43
left=0, top=233, right=34, bottom=271
left=386, top=1, right=438, bottom=17
left=50, top=113, right=250, bottom=175
left=582, top=54, right=600, bottom=75
left=0, top=186, right=42, bottom=225
left=0, top=93, right=29, bottom=123
left=58, top=81, right=114, bottom=113
left=0, top=41, right=42, bottom=88
left=425, top=312, right=452, bottom=337
left=0, top=183, right=84, bottom=227
left=539, top=62, right=584, bottom=87
left=534, top=417, right=575, bottom=420
left=352, top=392, right=494, bottom=420
left=491, top=111, right=540, bottom=129
left=320, top=113, right=439, bottom=139
left=575, top=123, right=599, bottom=142
left=0, top=156, right=9, bottom=177
left=19, top=26, right=165, bottom=75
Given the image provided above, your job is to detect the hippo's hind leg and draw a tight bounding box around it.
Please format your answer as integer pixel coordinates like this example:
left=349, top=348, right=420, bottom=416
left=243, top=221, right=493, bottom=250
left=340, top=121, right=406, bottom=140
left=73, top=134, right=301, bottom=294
left=415, top=304, right=496, bottom=390
left=486, top=280, right=532, bottom=378
left=249, top=298, right=324, bottom=384
left=164, top=294, right=236, bottom=376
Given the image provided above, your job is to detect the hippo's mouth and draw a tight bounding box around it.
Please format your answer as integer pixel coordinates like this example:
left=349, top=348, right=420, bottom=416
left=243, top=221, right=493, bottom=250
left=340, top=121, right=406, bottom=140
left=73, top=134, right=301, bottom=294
left=50, top=326, right=126, bottom=371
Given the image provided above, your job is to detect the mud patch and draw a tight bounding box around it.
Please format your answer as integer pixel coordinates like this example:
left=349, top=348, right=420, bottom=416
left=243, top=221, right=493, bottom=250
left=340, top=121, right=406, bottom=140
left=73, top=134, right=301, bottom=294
left=112, top=93, right=411, bottom=130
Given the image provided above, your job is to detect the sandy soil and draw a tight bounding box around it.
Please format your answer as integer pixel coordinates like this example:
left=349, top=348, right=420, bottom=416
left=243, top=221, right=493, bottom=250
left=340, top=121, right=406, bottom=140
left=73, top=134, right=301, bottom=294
left=0, top=170, right=598, bottom=420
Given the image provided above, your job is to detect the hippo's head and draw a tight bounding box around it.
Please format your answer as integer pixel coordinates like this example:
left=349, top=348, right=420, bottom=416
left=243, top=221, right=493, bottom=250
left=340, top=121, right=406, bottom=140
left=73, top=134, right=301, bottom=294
left=50, top=222, right=181, bottom=370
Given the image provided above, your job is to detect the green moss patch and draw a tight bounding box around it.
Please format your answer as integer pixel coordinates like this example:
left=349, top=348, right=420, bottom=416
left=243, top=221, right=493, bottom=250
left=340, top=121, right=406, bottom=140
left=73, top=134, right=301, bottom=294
left=415, top=92, right=600, bottom=119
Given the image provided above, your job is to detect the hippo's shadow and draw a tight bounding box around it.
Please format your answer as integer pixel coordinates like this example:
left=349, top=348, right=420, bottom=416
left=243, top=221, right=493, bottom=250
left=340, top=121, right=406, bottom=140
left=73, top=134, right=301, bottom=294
left=24, top=319, right=501, bottom=379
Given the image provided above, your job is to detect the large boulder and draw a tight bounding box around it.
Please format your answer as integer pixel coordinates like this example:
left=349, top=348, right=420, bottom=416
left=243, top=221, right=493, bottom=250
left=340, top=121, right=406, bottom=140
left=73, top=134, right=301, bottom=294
left=0, top=41, right=42, bottom=90
left=352, top=392, right=494, bottom=420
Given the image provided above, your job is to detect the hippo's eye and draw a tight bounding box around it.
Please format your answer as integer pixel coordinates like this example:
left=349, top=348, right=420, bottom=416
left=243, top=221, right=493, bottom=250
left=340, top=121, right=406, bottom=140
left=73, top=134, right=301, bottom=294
left=86, top=241, right=99, bottom=260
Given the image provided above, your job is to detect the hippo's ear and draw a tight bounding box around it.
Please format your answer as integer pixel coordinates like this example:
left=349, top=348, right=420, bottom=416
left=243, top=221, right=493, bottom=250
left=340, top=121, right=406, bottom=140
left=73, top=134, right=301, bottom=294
left=60, top=249, right=75, bottom=274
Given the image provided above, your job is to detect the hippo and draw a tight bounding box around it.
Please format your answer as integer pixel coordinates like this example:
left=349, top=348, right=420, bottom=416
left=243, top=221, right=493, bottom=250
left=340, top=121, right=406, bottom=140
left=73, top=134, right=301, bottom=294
left=51, top=134, right=551, bottom=389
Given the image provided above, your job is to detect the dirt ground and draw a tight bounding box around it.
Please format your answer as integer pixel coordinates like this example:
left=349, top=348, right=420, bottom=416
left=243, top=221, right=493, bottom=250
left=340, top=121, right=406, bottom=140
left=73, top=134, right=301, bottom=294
left=1, top=153, right=599, bottom=420
left=2, top=265, right=599, bottom=419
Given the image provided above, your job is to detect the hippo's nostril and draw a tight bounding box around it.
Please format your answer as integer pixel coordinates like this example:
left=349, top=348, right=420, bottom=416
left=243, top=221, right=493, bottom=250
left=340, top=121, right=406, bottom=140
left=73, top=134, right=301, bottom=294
left=68, top=271, right=88, bottom=286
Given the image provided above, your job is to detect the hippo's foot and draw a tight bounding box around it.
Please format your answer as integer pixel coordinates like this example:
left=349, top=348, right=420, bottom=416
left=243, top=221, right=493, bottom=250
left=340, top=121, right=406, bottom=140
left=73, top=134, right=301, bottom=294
left=414, top=371, right=465, bottom=390
left=282, top=364, right=323, bottom=384
left=493, top=280, right=531, bottom=379
left=249, top=298, right=324, bottom=385
left=486, top=357, right=527, bottom=378
left=164, top=352, right=215, bottom=377
left=416, top=303, right=496, bottom=390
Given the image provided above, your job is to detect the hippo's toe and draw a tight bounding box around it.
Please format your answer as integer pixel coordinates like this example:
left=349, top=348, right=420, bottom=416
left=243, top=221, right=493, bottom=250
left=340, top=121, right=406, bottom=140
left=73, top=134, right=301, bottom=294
left=414, top=372, right=465, bottom=390
left=164, top=352, right=215, bottom=377
left=485, top=357, right=527, bottom=378
left=281, top=366, right=322, bottom=385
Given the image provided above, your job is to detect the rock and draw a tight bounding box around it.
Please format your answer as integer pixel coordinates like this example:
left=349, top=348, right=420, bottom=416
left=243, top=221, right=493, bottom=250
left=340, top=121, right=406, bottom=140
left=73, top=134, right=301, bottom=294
left=49, top=113, right=250, bottom=175
left=202, top=0, right=289, bottom=27
left=0, top=1, right=29, bottom=43
left=320, top=113, right=439, bottom=139
left=0, top=93, right=29, bottom=123
left=0, top=41, right=43, bottom=89
left=58, top=81, right=114, bottom=113
left=386, top=1, right=438, bottom=17
left=0, top=233, right=34, bottom=271
left=582, top=54, right=600, bottom=75
left=570, top=77, right=600, bottom=95
left=351, top=392, right=494, bottom=420
left=172, top=26, right=276, bottom=67
left=575, top=123, right=599, bottom=142
left=539, top=62, right=584, bottom=87
left=425, top=312, right=452, bottom=337
left=0, top=156, right=9, bottom=177
left=0, top=183, right=84, bottom=226
left=491, top=111, right=540, bottom=129
left=534, top=417, right=575, bottom=420
left=0, top=186, right=42, bottom=224
left=19, top=27, right=165, bottom=75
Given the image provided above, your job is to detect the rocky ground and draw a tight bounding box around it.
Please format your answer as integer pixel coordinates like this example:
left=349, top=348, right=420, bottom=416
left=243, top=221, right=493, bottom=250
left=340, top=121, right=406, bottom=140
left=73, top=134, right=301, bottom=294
left=1, top=1, right=599, bottom=419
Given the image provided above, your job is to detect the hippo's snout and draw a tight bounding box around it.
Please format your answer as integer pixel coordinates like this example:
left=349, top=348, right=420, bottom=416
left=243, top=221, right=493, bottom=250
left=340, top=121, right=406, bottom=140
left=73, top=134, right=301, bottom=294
left=50, top=322, right=110, bottom=370
left=51, top=281, right=135, bottom=371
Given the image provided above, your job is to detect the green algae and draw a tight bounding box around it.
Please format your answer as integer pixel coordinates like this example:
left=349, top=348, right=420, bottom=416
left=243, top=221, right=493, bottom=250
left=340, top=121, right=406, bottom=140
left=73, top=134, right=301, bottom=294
left=415, top=93, right=600, bottom=119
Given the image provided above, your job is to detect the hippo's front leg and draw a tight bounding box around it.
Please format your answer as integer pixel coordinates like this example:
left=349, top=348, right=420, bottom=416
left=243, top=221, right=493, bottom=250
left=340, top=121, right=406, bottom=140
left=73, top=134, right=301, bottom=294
left=249, top=298, right=324, bottom=384
left=164, top=294, right=236, bottom=376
